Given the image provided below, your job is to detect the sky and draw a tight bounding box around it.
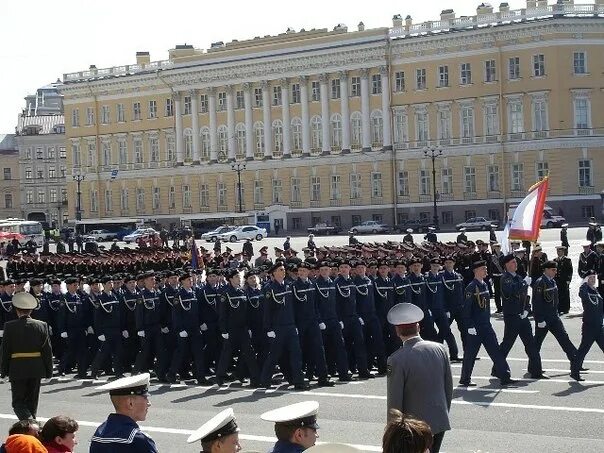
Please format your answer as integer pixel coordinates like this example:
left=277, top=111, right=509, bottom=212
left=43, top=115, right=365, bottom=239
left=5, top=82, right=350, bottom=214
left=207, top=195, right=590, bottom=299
left=0, top=0, right=588, bottom=133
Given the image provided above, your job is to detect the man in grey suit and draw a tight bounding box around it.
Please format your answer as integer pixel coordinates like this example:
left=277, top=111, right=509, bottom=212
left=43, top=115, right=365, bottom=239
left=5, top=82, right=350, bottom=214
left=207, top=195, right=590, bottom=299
left=386, top=303, right=453, bottom=453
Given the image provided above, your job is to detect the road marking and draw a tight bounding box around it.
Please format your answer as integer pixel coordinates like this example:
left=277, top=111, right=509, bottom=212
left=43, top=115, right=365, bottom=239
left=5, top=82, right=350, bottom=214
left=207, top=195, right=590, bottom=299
left=528, top=368, right=604, bottom=375
left=452, top=374, right=604, bottom=385
left=0, top=414, right=381, bottom=451
left=483, top=356, right=604, bottom=365
left=453, top=400, right=604, bottom=414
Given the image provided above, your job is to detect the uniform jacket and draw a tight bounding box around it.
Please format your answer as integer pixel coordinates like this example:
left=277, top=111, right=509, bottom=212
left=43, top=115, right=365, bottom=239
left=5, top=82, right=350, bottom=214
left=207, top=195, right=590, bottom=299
left=0, top=316, right=53, bottom=380
left=90, top=413, right=158, bottom=453
left=386, top=336, right=453, bottom=434
left=500, top=271, right=530, bottom=316
left=532, top=276, right=559, bottom=323
left=578, top=283, right=604, bottom=329
left=462, top=279, right=492, bottom=329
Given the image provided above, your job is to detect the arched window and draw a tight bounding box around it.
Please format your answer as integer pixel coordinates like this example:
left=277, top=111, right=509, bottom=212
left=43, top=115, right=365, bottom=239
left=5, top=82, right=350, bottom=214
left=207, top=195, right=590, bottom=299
left=235, top=123, right=246, bottom=159
left=350, top=112, right=362, bottom=150
left=291, top=118, right=302, bottom=155
left=253, top=121, right=264, bottom=159
left=330, top=113, right=342, bottom=150
left=371, top=110, right=383, bottom=147
left=310, top=115, right=322, bottom=154
left=200, top=127, right=210, bottom=161
left=217, top=125, right=228, bottom=155
left=183, top=128, right=193, bottom=161
left=272, top=119, right=283, bottom=157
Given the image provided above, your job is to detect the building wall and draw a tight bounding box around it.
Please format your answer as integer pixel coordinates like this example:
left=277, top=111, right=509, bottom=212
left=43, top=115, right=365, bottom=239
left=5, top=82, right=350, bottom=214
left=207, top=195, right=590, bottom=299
left=0, top=148, right=21, bottom=219
left=60, top=4, right=604, bottom=230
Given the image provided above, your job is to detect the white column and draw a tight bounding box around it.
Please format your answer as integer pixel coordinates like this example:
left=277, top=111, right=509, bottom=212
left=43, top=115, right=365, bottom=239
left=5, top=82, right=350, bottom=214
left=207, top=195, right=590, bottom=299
left=208, top=88, right=218, bottom=163
left=380, top=66, right=392, bottom=150
left=360, top=68, right=372, bottom=151
left=190, top=90, right=200, bottom=164
left=339, top=71, right=351, bottom=153
left=280, top=78, right=291, bottom=158
left=226, top=85, right=236, bottom=161
left=243, top=83, right=254, bottom=160
left=262, top=80, right=272, bottom=159
left=320, top=74, right=331, bottom=155
left=300, top=76, right=311, bottom=157
left=173, top=93, right=184, bottom=165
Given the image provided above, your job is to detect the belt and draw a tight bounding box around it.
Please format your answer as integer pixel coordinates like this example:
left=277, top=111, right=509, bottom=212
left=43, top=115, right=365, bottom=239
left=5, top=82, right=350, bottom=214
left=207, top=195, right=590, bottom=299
left=11, top=352, right=41, bottom=359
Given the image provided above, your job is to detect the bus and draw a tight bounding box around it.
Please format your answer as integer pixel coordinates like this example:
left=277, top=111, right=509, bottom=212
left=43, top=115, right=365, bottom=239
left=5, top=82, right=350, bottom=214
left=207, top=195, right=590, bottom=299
left=0, top=218, right=45, bottom=247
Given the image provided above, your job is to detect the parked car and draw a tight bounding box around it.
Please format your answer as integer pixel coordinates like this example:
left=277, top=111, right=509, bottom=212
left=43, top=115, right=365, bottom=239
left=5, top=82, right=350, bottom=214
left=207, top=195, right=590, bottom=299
left=201, top=226, right=236, bottom=242
left=115, top=228, right=135, bottom=240
left=123, top=228, right=159, bottom=244
left=217, top=225, right=267, bottom=242
left=456, top=217, right=497, bottom=231
left=84, top=229, right=118, bottom=242
left=307, top=223, right=342, bottom=236
left=400, top=218, right=433, bottom=233
left=350, top=220, right=390, bottom=234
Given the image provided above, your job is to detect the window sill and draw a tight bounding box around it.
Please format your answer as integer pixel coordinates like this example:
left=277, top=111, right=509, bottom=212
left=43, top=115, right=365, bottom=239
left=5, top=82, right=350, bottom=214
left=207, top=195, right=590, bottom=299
left=484, top=80, right=499, bottom=85
left=436, top=85, right=450, bottom=90
left=572, top=72, right=590, bottom=77
left=531, top=75, right=546, bottom=80
left=460, top=83, right=474, bottom=87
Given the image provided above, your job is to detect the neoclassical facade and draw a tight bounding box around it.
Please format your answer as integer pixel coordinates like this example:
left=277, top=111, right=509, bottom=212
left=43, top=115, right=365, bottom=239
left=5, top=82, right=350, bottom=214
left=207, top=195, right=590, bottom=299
left=60, top=1, right=604, bottom=230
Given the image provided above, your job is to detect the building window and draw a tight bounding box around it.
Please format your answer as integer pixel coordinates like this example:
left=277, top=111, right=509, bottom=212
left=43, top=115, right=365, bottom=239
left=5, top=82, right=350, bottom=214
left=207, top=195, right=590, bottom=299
left=136, top=188, right=144, bottom=211
left=133, top=138, right=143, bottom=163
left=578, top=160, right=592, bottom=187
left=254, top=122, right=264, bottom=158
left=371, top=172, right=383, bottom=198
left=485, top=103, right=499, bottom=137
left=438, top=108, right=451, bottom=141
left=217, top=182, right=227, bottom=207
left=71, top=109, right=80, bottom=127
left=330, top=114, right=342, bottom=149
left=370, top=111, right=383, bottom=147
left=574, top=98, right=590, bottom=130
left=36, top=168, right=44, bottom=179
left=292, top=218, right=301, bottom=230
left=25, top=190, right=33, bottom=204
left=165, top=98, right=173, bottom=117
left=582, top=205, right=595, bottom=219
left=120, top=189, right=128, bottom=210
left=4, top=194, right=12, bottom=209
left=117, top=140, right=127, bottom=165
left=441, top=168, right=453, bottom=194
left=420, top=169, right=430, bottom=196
left=102, top=142, right=111, bottom=166
left=101, top=105, right=110, bottom=124
left=464, top=167, right=476, bottom=193
left=86, top=107, right=94, bottom=126
left=488, top=209, right=500, bottom=221
left=72, top=143, right=81, bottom=167
left=3, top=168, right=10, bottom=180
left=61, top=188, right=67, bottom=202
left=183, top=96, right=192, bottom=115
left=487, top=165, right=499, bottom=192
left=465, top=210, right=476, bottom=220
left=351, top=215, right=361, bottom=226
left=272, top=121, right=283, bottom=155
left=397, top=171, right=409, bottom=196
left=509, top=101, right=524, bottom=134
left=460, top=63, right=472, bottom=85
left=199, top=184, right=209, bottom=207
left=87, top=142, right=96, bottom=167
left=254, top=88, right=263, bottom=107
left=485, top=59, right=497, bottom=82
left=351, top=112, right=362, bottom=149
left=149, top=137, right=159, bottom=162
left=372, top=214, right=383, bottom=222
left=573, top=51, right=586, bottom=74
left=25, top=148, right=32, bottom=159
left=59, top=146, right=66, bottom=159
left=37, top=190, right=46, bottom=204
left=185, top=130, right=194, bottom=161
left=350, top=173, right=361, bottom=199
left=291, top=178, right=301, bottom=203
left=200, top=94, right=208, bottom=113
left=48, top=166, right=56, bottom=179
left=330, top=175, right=341, bottom=200
left=461, top=105, right=474, bottom=142
left=200, top=128, right=210, bottom=161
left=371, top=74, right=382, bottom=94
left=311, top=81, right=320, bottom=101
left=48, top=147, right=56, bottom=159
left=511, top=163, right=524, bottom=192
left=533, top=54, right=545, bottom=77
left=152, top=187, right=160, bottom=210
left=236, top=124, right=246, bottom=159
left=272, top=179, right=283, bottom=203
left=168, top=186, right=176, bottom=209
left=310, top=116, right=322, bottom=151
left=272, top=86, right=282, bottom=106
left=292, top=118, right=302, bottom=152
left=536, top=161, right=549, bottom=180
left=133, top=102, right=141, bottom=121
left=508, top=57, right=520, bottom=80
left=183, top=185, right=191, bottom=208
left=393, top=110, right=408, bottom=145
left=36, top=147, right=44, bottom=159
left=350, top=76, right=361, bottom=97
left=438, top=66, right=449, bottom=88
left=90, top=190, right=97, bottom=211
left=218, top=126, right=228, bottom=155
left=218, top=92, right=227, bottom=111
left=104, top=189, right=111, bottom=211
left=236, top=90, right=244, bottom=109
left=330, top=79, right=340, bottom=99
left=148, top=100, right=157, bottom=118
left=394, top=71, right=405, bottom=92
left=532, top=98, right=548, bottom=133
left=310, top=176, right=321, bottom=202
left=416, top=111, right=428, bottom=143
left=441, top=211, right=453, bottom=225
left=415, top=69, right=426, bottom=90
left=25, top=168, right=32, bottom=179
left=291, top=84, right=301, bottom=104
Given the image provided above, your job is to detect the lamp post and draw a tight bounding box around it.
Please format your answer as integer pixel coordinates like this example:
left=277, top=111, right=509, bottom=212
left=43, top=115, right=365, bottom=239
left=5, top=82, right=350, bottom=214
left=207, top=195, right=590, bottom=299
left=73, top=174, right=85, bottom=233
left=423, top=146, right=443, bottom=230
left=231, top=162, right=246, bottom=213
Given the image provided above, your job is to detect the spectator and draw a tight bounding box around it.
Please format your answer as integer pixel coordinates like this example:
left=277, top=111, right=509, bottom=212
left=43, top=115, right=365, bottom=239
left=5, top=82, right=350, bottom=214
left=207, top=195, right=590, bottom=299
left=40, top=415, right=79, bottom=453
left=9, top=419, right=41, bottom=437
left=382, top=409, right=433, bottom=453
left=283, top=237, right=291, bottom=251
left=2, top=435, right=47, bottom=453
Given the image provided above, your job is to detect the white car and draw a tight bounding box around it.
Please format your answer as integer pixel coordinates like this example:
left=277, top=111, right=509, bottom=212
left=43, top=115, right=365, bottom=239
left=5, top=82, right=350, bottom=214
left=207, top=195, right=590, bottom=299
left=84, top=229, right=118, bottom=241
left=217, top=225, right=267, bottom=242
left=456, top=217, right=497, bottom=231
left=201, top=226, right=236, bottom=242
left=123, top=228, right=158, bottom=244
left=351, top=220, right=390, bottom=234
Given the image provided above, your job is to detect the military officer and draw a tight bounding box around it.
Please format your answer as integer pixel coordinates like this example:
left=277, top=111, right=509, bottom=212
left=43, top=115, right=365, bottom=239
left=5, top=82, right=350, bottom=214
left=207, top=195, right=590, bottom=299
left=490, top=243, right=504, bottom=313
left=261, top=401, right=320, bottom=453
left=374, top=260, right=398, bottom=355
left=456, top=228, right=468, bottom=245
left=196, top=268, right=222, bottom=371
left=402, top=229, right=414, bottom=245
left=244, top=269, right=266, bottom=369
left=91, top=373, right=157, bottom=452
left=0, top=292, right=53, bottom=420
left=0, top=279, right=17, bottom=341
left=407, top=258, right=438, bottom=341
left=441, top=256, right=466, bottom=356
left=578, top=242, right=597, bottom=278
left=186, top=408, right=241, bottom=453
left=119, top=275, right=140, bottom=370
left=58, top=277, right=90, bottom=378
left=554, top=246, right=573, bottom=314
left=575, top=270, right=604, bottom=380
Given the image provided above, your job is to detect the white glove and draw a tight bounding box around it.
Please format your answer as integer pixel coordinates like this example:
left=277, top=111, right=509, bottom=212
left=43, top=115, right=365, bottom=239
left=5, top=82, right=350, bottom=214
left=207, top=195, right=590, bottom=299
left=339, top=321, right=344, bottom=329
left=137, top=330, right=145, bottom=338
left=222, top=333, right=229, bottom=340
left=537, top=321, right=546, bottom=328
left=468, top=328, right=477, bottom=336
left=248, top=330, right=252, bottom=338
left=523, top=276, right=532, bottom=286
left=446, top=312, right=451, bottom=319
left=122, top=330, right=129, bottom=339
left=267, top=331, right=276, bottom=338
left=60, top=332, right=68, bottom=339
left=87, top=326, right=94, bottom=334
left=200, top=323, right=208, bottom=331
left=98, top=334, right=106, bottom=342
left=0, top=330, right=3, bottom=338
left=319, top=322, right=326, bottom=331
left=295, top=328, right=299, bottom=335
left=358, top=317, right=365, bottom=326
left=179, top=330, right=189, bottom=338
left=161, top=327, right=169, bottom=334
left=520, top=310, right=529, bottom=319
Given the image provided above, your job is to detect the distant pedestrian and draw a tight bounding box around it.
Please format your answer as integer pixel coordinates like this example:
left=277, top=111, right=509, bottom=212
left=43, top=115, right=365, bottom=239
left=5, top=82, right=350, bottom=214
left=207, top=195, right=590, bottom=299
left=283, top=237, right=291, bottom=251
left=40, top=415, right=79, bottom=453
left=382, top=409, right=433, bottom=453
left=243, top=239, right=254, bottom=258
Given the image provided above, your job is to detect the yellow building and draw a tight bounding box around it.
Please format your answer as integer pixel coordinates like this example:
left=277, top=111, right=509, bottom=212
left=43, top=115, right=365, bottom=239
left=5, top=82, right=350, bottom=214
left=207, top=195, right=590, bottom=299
left=60, top=1, right=604, bottom=232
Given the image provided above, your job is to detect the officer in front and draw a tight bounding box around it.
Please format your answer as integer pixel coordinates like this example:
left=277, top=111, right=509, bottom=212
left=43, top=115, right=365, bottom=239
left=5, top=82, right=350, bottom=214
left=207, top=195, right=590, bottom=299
left=91, top=373, right=157, bottom=452
left=575, top=270, right=604, bottom=380
left=261, top=401, right=320, bottom=453
left=186, top=408, right=241, bottom=453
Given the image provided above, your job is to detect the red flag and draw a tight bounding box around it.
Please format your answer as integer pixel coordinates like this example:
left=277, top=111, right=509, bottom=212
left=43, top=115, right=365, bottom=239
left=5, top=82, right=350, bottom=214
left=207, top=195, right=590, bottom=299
left=508, top=177, right=549, bottom=242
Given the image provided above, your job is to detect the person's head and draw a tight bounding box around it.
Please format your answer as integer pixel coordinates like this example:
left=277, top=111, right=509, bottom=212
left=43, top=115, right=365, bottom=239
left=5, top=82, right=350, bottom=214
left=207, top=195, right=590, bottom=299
left=228, top=270, right=242, bottom=288
left=270, top=264, right=286, bottom=282
left=188, top=408, right=241, bottom=453
left=274, top=424, right=318, bottom=449
left=40, top=416, right=78, bottom=450
left=297, top=265, right=310, bottom=280
left=319, top=263, right=331, bottom=279
left=443, top=257, right=455, bottom=272
left=387, top=303, right=424, bottom=340
left=382, top=409, right=433, bottom=453
left=586, top=272, right=597, bottom=288
left=8, top=419, right=40, bottom=437
left=263, top=401, right=320, bottom=450
left=556, top=246, right=566, bottom=257
left=409, top=261, right=422, bottom=275
left=180, top=274, right=192, bottom=289
left=201, top=433, right=241, bottom=453
left=99, top=374, right=151, bottom=422
left=503, top=255, right=517, bottom=273
left=338, top=262, right=351, bottom=278
left=473, top=261, right=487, bottom=280
left=542, top=261, right=557, bottom=278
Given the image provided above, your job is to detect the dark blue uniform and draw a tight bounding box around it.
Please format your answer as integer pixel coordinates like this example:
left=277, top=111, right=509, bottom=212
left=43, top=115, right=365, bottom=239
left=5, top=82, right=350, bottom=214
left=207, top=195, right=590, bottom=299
left=133, top=288, right=167, bottom=379
left=459, top=279, right=511, bottom=384
left=91, top=290, right=124, bottom=378
left=442, top=269, right=466, bottom=351
left=576, top=282, right=604, bottom=368
left=245, top=285, right=267, bottom=368
left=374, top=274, right=399, bottom=354
left=120, top=288, right=140, bottom=369
left=41, top=291, right=63, bottom=358
left=354, top=275, right=386, bottom=374
left=426, top=271, right=459, bottom=359
left=90, top=413, right=158, bottom=453
left=58, top=291, right=90, bottom=377
left=268, top=440, right=304, bottom=453
left=196, top=283, right=222, bottom=368
left=498, top=271, right=543, bottom=377
left=408, top=273, right=438, bottom=341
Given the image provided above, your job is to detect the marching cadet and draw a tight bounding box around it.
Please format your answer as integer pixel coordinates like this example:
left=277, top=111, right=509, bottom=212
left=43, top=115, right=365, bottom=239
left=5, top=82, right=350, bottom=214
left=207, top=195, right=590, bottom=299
left=354, top=260, right=387, bottom=375
left=58, top=277, right=90, bottom=378
left=43, top=278, right=64, bottom=357
left=186, top=408, right=241, bottom=453
left=334, top=260, right=371, bottom=379
left=90, top=276, right=124, bottom=379
left=315, top=261, right=352, bottom=382
left=260, top=262, right=309, bottom=389
left=532, top=261, right=581, bottom=381
left=575, top=270, right=604, bottom=380
left=560, top=223, right=570, bottom=251
left=167, top=273, right=207, bottom=385
left=554, top=246, right=573, bottom=314
left=578, top=241, right=597, bottom=278
left=197, top=268, right=222, bottom=371
left=402, top=229, right=414, bottom=245
left=216, top=269, right=259, bottom=387
left=459, top=261, right=514, bottom=387
left=0, top=279, right=17, bottom=341
left=424, top=226, right=438, bottom=244
left=456, top=228, right=468, bottom=245
left=292, top=262, right=334, bottom=387
left=244, top=269, right=267, bottom=369
left=595, top=242, right=604, bottom=298
left=374, top=260, right=398, bottom=355
left=489, top=243, right=504, bottom=313
left=120, top=275, right=140, bottom=370
left=91, top=373, right=157, bottom=453
left=261, top=401, right=321, bottom=453
left=498, top=254, right=546, bottom=379
left=407, top=258, right=438, bottom=342
left=391, top=260, right=410, bottom=305
left=442, top=256, right=466, bottom=356
left=0, top=292, right=53, bottom=420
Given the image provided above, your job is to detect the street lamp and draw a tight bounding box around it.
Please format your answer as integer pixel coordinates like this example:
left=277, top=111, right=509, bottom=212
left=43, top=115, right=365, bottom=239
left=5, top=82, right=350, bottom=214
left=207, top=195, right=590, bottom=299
left=73, top=174, right=85, bottom=232
left=231, top=162, right=246, bottom=213
left=423, top=145, right=443, bottom=230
